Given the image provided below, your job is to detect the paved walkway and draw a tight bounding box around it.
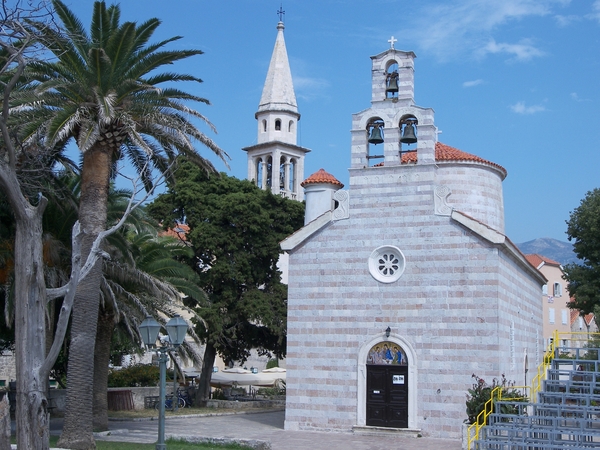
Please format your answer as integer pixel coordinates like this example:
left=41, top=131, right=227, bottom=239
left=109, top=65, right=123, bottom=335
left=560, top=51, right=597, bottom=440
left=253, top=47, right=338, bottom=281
left=81, top=410, right=464, bottom=450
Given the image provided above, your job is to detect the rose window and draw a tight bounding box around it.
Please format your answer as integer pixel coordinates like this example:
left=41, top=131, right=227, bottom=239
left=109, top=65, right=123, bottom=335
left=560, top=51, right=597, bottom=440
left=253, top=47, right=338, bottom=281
left=368, top=245, right=406, bottom=283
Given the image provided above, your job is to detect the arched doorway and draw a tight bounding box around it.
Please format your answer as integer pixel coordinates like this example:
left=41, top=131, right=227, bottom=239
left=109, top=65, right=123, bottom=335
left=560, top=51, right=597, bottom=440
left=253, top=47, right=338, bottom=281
left=365, top=341, right=409, bottom=428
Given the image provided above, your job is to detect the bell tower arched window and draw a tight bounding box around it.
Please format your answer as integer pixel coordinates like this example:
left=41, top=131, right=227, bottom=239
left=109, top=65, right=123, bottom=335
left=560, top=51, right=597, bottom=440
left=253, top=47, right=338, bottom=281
left=262, top=119, right=267, bottom=132
left=385, top=61, right=399, bottom=99
left=255, top=157, right=263, bottom=188
left=266, top=156, right=273, bottom=188
left=367, top=118, right=385, bottom=166
left=275, top=119, right=281, bottom=131
left=399, top=115, right=418, bottom=154
left=279, top=156, right=287, bottom=190
left=289, top=158, right=296, bottom=193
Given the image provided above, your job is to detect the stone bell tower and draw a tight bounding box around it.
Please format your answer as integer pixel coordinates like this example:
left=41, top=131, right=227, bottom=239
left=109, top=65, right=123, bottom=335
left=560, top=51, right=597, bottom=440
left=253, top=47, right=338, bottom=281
left=242, top=19, right=310, bottom=201
left=351, top=37, right=437, bottom=169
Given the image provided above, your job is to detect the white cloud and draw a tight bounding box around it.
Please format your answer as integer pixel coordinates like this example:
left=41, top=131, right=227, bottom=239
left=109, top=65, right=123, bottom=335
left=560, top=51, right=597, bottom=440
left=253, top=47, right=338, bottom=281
left=479, top=38, right=545, bottom=61
left=510, top=101, right=546, bottom=114
left=463, top=79, right=484, bottom=87
left=570, top=92, right=591, bottom=102
left=554, top=14, right=581, bottom=26
left=588, top=0, right=600, bottom=23
left=403, top=0, right=567, bottom=61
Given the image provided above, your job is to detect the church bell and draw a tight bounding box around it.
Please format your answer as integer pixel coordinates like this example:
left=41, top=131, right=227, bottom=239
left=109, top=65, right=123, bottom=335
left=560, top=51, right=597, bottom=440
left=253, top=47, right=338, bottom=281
left=368, top=125, right=384, bottom=145
left=386, top=73, right=399, bottom=94
left=400, top=123, right=417, bottom=144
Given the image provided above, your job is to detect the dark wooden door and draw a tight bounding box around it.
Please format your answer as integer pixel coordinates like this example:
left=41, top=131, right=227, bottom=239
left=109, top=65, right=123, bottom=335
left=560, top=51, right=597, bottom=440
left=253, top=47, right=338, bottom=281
left=366, top=365, right=408, bottom=428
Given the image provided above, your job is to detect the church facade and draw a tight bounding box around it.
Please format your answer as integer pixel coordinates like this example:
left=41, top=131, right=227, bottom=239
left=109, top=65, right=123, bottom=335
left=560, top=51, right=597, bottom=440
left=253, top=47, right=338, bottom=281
left=278, top=43, right=545, bottom=438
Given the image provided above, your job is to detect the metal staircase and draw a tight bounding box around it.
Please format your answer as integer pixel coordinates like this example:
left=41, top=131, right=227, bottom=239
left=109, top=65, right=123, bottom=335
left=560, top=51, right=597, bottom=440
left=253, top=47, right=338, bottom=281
left=473, top=338, right=600, bottom=449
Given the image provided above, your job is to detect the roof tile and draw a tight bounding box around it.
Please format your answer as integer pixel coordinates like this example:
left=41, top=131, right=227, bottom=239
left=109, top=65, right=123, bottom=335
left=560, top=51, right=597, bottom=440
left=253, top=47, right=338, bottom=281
left=301, top=168, right=344, bottom=188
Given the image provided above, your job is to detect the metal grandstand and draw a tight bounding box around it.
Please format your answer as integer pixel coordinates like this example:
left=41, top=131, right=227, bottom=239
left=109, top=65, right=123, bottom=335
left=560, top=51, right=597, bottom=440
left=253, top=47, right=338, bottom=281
left=468, top=331, right=600, bottom=450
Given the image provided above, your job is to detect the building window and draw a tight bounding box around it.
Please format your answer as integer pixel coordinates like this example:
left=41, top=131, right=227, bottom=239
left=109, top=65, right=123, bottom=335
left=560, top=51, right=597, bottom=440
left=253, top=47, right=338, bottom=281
left=549, top=308, right=555, bottom=324
left=553, top=282, right=562, bottom=297
left=561, top=309, right=568, bottom=325
left=542, top=284, right=548, bottom=295
left=275, top=119, right=281, bottom=131
left=262, top=119, right=267, bottom=132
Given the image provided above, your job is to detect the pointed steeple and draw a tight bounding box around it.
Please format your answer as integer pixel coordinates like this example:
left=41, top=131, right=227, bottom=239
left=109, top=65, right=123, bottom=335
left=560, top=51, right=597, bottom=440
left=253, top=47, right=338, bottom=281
left=257, top=21, right=298, bottom=116
left=242, top=19, right=310, bottom=202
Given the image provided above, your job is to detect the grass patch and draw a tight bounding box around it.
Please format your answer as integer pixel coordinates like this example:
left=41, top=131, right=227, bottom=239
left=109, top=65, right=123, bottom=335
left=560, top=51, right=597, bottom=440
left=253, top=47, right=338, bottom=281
left=48, top=436, right=252, bottom=449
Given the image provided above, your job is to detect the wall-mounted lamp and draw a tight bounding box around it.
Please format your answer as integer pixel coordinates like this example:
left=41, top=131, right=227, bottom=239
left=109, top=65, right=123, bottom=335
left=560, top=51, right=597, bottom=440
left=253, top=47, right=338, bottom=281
left=385, top=326, right=391, bottom=338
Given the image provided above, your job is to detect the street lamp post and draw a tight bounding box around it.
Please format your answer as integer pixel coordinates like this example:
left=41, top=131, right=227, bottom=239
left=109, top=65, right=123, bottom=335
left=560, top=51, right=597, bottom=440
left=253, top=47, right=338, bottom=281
left=140, top=315, right=188, bottom=450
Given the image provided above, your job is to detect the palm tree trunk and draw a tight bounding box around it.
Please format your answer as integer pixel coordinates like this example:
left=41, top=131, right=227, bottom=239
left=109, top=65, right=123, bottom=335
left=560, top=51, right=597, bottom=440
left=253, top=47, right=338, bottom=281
left=58, top=146, right=112, bottom=449
left=198, top=343, right=217, bottom=407
left=93, top=305, right=115, bottom=431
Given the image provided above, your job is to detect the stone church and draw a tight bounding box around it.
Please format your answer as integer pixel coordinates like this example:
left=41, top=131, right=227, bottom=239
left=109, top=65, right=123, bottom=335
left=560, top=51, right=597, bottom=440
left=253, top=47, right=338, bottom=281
left=245, top=22, right=545, bottom=440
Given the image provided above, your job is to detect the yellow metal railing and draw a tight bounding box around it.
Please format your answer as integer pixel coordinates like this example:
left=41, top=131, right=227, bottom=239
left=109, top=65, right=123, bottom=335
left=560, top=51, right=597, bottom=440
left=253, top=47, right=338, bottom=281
left=465, top=329, right=600, bottom=450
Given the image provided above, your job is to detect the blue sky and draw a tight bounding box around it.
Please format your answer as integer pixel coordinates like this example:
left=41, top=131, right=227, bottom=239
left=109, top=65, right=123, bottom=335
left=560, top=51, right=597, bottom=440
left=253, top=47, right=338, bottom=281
left=54, top=0, right=600, bottom=244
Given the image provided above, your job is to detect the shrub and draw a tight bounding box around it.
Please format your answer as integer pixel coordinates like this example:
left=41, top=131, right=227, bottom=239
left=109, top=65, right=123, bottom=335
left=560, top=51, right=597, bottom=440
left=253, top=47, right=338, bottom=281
left=265, top=358, right=279, bottom=369
left=465, top=374, right=525, bottom=424
left=108, top=363, right=160, bottom=387
left=211, top=388, right=227, bottom=400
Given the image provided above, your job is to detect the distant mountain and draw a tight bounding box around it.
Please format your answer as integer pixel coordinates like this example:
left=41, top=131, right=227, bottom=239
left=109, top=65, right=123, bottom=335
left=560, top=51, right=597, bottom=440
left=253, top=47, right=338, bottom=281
left=516, top=238, right=580, bottom=266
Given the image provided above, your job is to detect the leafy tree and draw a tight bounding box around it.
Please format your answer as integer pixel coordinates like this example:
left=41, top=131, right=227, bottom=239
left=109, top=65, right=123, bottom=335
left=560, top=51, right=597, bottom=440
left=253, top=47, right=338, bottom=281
left=148, top=161, right=304, bottom=404
left=22, top=1, right=228, bottom=447
left=564, top=188, right=600, bottom=315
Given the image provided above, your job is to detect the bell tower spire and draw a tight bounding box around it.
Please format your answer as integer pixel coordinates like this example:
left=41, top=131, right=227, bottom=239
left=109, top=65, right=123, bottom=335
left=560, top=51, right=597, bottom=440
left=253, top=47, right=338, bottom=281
left=242, top=17, right=310, bottom=201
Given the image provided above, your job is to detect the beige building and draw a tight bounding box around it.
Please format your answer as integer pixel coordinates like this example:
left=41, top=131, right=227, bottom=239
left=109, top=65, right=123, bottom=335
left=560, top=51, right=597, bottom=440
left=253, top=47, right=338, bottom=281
left=525, top=254, right=570, bottom=346
left=524, top=253, right=598, bottom=349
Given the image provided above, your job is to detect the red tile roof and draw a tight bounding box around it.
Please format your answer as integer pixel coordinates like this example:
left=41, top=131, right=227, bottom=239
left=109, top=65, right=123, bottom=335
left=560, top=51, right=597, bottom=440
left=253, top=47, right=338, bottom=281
left=524, top=254, right=561, bottom=268
left=301, top=168, right=344, bottom=188
left=160, top=223, right=190, bottom=241
left=569, top=306, right=595, bottom=328
left=373, top=142, right=507, bottom=177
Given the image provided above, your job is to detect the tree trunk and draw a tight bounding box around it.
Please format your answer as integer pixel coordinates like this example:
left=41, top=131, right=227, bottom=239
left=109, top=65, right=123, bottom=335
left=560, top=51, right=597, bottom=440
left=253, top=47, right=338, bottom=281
left=58, top=146, right=112, bottom=450
left=0, top=395, right=10, bottom=450
left=93, top=305, right=115, bottom=431
left=198, top=343, right=216, bottom=407
left=13, top=202, right=50, bottom=450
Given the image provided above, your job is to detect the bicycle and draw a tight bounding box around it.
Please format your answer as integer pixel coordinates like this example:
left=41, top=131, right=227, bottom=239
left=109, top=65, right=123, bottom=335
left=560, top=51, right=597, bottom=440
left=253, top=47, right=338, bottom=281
left=177, top=387, right=192, bottom=407
left=155, top=392, right=185, bottom=410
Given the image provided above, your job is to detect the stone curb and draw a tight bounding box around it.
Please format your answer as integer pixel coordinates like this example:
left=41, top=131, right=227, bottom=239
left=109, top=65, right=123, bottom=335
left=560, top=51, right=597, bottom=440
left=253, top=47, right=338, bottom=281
left=106, top=407, right=285, bottom=422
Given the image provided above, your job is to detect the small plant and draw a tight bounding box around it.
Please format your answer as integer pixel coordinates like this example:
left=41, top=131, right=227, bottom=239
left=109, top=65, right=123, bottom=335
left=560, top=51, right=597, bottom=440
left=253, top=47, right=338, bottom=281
left=465, top=374, right=525, bottom=424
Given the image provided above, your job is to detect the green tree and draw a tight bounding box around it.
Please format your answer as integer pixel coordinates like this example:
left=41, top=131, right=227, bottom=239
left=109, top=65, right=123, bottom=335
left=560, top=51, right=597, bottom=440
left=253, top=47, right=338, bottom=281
left=564, top=188, right=600, bottom=315
left=148, top=161, right=304, bottom=404
left=23, top=2, right=228, bottom=447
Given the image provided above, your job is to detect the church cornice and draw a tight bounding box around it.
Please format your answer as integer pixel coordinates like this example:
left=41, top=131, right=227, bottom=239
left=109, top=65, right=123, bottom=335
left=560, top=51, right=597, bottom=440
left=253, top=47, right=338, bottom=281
left=242, top=141, right=311, bottom=154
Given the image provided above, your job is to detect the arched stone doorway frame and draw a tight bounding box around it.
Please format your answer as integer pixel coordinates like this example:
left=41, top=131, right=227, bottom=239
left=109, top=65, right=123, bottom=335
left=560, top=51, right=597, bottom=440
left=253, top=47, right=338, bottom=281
left=356, top=333, right=418, bottom=429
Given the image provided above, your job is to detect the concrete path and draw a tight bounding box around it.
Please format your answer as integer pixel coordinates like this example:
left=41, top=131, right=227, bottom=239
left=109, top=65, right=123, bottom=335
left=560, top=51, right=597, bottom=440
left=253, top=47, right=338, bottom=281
left=89, top=410, right=463, bottom=450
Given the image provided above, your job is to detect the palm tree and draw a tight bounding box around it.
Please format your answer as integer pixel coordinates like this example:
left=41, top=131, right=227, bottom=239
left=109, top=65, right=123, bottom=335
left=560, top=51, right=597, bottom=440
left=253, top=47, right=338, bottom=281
left=92, top=189, right=205, bottom=430
left=22, top=2, right=228, bottom=447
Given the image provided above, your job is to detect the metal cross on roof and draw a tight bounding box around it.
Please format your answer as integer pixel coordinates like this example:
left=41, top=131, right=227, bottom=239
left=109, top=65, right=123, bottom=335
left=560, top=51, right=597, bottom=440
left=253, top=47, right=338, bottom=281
left=388, top=36, right=397, bottom=49
left=277, top=5, right=285, bottom=22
